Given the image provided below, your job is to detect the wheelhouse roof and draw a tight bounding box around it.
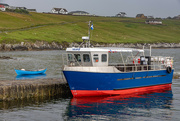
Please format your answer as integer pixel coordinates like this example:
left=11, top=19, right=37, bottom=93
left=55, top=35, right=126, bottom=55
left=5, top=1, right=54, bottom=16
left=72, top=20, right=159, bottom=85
left=66, top=47, right=144, bottom=52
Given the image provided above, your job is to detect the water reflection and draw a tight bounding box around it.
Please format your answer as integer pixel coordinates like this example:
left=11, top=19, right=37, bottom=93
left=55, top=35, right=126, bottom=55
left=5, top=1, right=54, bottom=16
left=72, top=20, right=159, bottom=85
left=66, top=87, right=173, bottom=120
left=0, top=94, right=70, bottom=110
left=15, top=74, right=47, bottom=80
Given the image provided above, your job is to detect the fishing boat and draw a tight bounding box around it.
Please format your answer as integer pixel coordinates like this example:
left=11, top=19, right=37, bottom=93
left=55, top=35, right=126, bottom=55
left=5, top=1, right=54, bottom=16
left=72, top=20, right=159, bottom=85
left=15, top=68, right=47, bottom=75
left=62, top=21, right=174, bottom=97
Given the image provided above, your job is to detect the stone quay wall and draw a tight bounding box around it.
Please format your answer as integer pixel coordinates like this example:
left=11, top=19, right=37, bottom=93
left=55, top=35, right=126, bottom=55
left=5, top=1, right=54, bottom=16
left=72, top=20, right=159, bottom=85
left=0, top=78, right=71, bottom=101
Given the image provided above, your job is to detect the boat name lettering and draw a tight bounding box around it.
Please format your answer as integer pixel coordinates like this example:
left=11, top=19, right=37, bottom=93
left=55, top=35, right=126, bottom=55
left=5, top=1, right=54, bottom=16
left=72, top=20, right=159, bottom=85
left=72, top=48, right=80, bottom=51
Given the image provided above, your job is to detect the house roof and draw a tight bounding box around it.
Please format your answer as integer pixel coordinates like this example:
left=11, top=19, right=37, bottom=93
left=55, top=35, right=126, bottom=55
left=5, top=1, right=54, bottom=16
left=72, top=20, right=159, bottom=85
left=53, top=8, right=68, bottom=12
left=0, top=3, right=9, bottom=6
left=136, top=14, right=144, bottom=17
left=69, top=11, right=89, bottom=14
left=27, top=9, right=37, bottom=12
left=119, top=12, right=126, bottom=15
left=0, top=5, right=5, bottom=8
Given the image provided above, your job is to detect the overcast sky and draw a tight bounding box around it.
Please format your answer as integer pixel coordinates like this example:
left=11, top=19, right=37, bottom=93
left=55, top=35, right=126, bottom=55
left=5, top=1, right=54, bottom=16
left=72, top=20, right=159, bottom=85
left=2, top=0, right=180, bottom=18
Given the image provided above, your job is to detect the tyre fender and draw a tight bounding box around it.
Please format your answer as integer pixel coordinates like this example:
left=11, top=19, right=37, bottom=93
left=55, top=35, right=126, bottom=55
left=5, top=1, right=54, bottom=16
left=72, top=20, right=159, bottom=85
left=166, top=66, right=172, bottom=73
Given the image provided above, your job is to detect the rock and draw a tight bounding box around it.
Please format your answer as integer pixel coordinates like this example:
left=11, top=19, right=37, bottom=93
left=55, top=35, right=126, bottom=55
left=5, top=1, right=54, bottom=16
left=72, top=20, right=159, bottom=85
left=0, top=44, right=2, bottom=51
left=21, top=42, right=24, bottom=46
left=0, top=56, right=13, bottom=59
left=95, top=43, right=100, bottom=47
left=69, top=43, right=80, bottom=47
left=4, top=44, right=12, bottom=51
left=12, top=44, right=28, bottom=51
left=51, top=42, right=59, bottom=49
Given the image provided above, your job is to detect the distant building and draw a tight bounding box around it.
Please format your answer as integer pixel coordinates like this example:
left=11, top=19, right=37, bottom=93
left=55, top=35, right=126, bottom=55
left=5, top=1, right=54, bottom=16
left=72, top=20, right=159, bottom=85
left=68, top=11, right=89, bottom=16
left=145, top=19, right=162, bottom=25
left=136, top=14, right=147, bottom=19
left=0, top=3, right=9, bottom=8
left=16, top=7, right=27, bottom=10
left=116, top=12, right=126, bottom=17
left=8, top=6, right=17, bottom=10
left=27, top=9, right=37, bottom=12
left=147, top=16, right=154, bottom=19
left=173, top=15, right=180, bottom=19
left=0, top=5, right=5, bottom=11
left=51, top=8, right=68, bottom=14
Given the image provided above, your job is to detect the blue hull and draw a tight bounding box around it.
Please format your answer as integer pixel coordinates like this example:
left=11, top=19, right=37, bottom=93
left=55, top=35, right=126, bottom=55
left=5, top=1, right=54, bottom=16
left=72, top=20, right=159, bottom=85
left=63, top=69, right=173, bottom=97
left=15, top=68, right=47, bottom=75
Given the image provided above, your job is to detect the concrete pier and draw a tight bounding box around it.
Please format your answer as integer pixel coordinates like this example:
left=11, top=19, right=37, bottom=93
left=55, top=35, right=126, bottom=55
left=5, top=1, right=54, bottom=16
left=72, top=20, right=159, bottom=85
left=0, top=78, right=71, bottom=101
left=0, top=74, right=179, bottom=101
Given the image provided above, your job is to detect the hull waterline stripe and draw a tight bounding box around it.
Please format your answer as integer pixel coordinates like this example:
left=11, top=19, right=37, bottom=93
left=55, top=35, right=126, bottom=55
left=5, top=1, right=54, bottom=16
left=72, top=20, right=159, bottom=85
left=71, top=84, right=172, bottom=97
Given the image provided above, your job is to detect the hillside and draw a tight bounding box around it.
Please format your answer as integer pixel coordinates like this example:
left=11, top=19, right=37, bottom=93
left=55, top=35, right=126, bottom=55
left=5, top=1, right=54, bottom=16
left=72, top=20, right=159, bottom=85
left=0, top=12, right=180, bottom=44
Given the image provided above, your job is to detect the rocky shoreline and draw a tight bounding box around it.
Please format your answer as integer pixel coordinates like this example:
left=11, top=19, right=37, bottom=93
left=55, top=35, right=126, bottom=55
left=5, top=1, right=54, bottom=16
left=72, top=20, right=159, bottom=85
left=1, top=41, right=180, bottom=51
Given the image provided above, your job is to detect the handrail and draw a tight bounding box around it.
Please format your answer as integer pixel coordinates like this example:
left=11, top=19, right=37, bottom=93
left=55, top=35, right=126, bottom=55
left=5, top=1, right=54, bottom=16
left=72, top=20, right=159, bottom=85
left=112, top=64, right=169, bottom=72
left=61, top=53, right=173, bottom=72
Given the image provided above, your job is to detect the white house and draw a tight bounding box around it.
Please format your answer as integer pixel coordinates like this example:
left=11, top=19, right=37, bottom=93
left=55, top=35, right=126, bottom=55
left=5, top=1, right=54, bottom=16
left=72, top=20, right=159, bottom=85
left=173, top=15, right=180, bottom=19
left=0, top=3, right=9, bottom=11
left=145, top=19, right=162, bottom=25
left=0, top=5, right=5, bottom=11
left=16, top=7, right=27, bottom=10
left=116, top=12, right=126, bottom=17
left=147, top=16, right=154, bottom=19
left=8, top=6, right=17, bottom=10
left=68, top=11, right=89, bottom=16
left=51, top=8, right=68, bottom=14
left=0, top=3, right=9, bottom=8
left=27, top=9, right=37, bottom=12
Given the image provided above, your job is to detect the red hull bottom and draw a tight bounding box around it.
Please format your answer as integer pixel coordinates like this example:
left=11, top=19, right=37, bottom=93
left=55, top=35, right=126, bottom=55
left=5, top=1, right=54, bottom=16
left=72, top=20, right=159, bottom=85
left=71, top=84, right=172, bottom=97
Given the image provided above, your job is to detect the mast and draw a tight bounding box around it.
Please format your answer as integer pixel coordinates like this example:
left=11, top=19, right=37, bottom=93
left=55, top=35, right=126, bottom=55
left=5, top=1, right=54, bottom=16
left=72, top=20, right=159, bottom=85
left=88, top=21, right=92, bottom=48
left=80, top=21, right=93, bottom=48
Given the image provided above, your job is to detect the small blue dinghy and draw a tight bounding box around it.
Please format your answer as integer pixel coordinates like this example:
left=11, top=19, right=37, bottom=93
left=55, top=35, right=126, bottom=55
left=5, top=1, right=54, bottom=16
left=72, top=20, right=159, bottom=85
left=15, top=68, right=47, bottom=75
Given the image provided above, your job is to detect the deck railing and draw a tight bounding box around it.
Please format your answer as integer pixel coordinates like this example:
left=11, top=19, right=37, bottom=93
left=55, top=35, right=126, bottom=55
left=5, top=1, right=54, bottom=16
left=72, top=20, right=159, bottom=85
left=110, top=56, right=173, bottom=72
left=61, top=53, right=173, bottom=72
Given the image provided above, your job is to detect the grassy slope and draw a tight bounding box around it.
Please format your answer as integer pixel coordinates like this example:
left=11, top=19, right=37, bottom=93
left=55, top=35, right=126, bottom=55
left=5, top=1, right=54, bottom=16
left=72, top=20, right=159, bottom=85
left=0, top=12, right=180, bottom=44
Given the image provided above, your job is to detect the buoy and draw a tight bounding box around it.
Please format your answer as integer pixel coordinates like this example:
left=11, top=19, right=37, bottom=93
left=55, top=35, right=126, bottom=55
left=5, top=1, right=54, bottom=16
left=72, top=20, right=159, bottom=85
left=133, top=58, right=140, bottom=64
left=133, top=59, right=135, bottom=64
left=138, top=58, right=140, bottom=64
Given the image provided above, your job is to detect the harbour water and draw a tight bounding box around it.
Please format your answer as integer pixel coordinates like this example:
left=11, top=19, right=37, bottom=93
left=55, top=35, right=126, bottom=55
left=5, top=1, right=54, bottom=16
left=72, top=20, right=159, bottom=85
left=0, top=49, right=180, bottom=121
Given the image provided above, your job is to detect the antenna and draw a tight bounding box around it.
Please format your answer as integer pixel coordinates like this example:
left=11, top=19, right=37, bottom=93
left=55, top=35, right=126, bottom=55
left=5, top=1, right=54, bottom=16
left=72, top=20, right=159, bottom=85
left=88, top=21, right=92, bottom=47
left=88, top=21, right=91, bottom=39
left=79, top=21, right=93, bottom=48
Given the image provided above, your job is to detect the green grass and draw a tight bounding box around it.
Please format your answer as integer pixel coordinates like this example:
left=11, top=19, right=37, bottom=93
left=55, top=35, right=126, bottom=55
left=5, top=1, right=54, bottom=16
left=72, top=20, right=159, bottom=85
left=0, top=12, right=180, bottom=44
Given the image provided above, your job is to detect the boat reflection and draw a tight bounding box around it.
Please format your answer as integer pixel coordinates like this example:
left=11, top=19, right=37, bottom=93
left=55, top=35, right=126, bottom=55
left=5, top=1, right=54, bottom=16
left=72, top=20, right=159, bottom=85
left=67, top=86, right=173, bottom=120
left=15, top=74, right=47, bottom=80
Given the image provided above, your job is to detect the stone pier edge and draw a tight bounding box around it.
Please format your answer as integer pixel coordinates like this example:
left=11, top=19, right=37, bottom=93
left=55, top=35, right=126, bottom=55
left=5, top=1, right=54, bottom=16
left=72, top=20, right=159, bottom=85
left=0, top=78, right=71, bottom=101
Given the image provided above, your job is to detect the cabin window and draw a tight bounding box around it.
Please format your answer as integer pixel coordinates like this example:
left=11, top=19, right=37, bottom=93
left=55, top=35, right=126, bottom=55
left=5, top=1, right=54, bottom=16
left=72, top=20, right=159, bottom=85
left=93, top=54, right=99, bottom=62
left=83, top=54, right=90, bottom=62
left=68, top=54, right=73, bottom=61
left=102, top=54, right=107, bottom=62
left=74, top=54, right=81, bottom=62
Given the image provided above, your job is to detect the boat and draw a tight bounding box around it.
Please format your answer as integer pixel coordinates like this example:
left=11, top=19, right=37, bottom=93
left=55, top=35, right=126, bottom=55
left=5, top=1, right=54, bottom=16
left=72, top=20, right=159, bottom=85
left=16, top=74, right=47, bottom=80
left=15, top=68, right=47, bottom=75
left=62, top=21, right=174, bottom=97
